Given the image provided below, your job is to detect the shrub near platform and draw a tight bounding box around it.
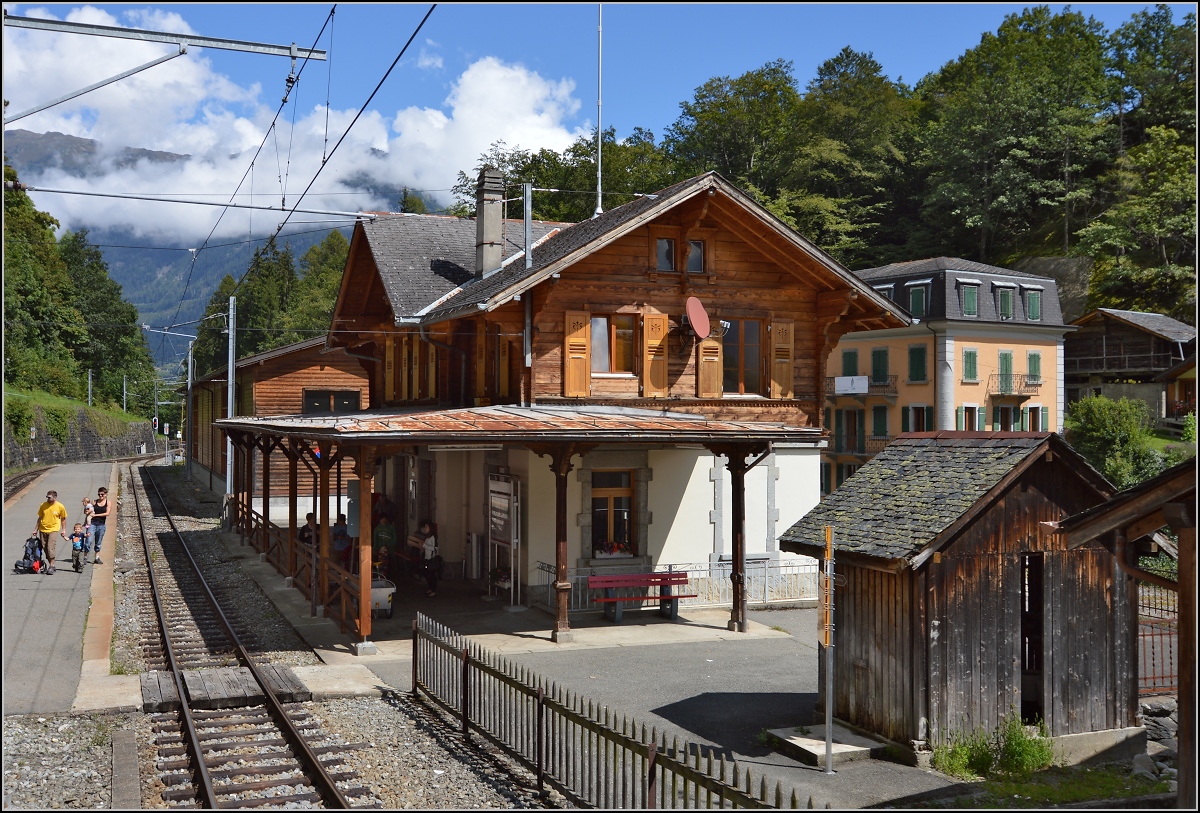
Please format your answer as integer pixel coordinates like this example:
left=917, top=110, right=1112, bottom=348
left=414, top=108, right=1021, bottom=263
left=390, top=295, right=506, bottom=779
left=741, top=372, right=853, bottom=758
left=932, top=713, right=1052, bottom=781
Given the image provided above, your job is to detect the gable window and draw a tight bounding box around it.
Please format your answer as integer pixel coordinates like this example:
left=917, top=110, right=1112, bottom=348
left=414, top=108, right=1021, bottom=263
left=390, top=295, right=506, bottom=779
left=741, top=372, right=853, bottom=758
left=870, top=348, right=889, bottom=384
left=962, top=284, right=979, bottom=317
left=962, top=348, right=978, bottom=382
left=590, top=315, right=636, bottom=374
left=303, top=390, right=360, bottom=414
left=656, top=238, right=675, bottom=272
left=591, top=470, right=634, bottom=558
left=722, top=319, right=763, bottom=394
left=873, top=284, right=894, bottom=302
left=1026, top=289, right=1042, bottom=321
left=908, top=345, right=928, bottom=383
left=842, top=349, right=859, bottom=377
left=686, top=240, right=705, bottom=273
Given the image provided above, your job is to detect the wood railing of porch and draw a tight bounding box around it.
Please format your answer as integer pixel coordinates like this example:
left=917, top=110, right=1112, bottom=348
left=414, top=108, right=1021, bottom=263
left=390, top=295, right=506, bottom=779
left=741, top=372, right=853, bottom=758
left=237, top=504, right=365, bottom=641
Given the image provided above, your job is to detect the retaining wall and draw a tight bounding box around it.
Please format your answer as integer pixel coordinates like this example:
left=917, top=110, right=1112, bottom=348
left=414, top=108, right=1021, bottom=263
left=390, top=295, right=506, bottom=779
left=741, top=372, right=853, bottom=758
left=4, top=406, right=157, bottom=472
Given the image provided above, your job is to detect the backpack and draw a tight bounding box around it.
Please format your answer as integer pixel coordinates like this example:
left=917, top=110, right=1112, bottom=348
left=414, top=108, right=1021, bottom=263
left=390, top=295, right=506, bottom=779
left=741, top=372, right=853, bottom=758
left=14, top=536, right=45, bottom=574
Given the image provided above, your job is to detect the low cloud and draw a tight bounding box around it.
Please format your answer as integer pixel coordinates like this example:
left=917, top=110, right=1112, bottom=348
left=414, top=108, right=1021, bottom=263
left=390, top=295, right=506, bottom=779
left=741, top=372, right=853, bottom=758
left=3, top=6, right=585, bottom=244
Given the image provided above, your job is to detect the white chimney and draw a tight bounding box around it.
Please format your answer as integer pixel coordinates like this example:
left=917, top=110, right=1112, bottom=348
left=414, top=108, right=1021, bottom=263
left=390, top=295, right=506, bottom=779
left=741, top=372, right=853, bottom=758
left=475, top=169, right=504, bottom=278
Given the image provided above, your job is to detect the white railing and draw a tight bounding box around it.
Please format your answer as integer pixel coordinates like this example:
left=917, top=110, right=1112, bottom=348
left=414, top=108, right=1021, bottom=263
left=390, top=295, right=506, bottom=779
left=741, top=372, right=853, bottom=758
left=531, top=558, right=819, bottom=615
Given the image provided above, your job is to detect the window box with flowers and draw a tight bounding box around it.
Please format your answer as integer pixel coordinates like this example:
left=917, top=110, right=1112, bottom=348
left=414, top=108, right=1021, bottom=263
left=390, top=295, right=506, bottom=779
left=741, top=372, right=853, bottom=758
left=489, top=566, right=512, bottom=590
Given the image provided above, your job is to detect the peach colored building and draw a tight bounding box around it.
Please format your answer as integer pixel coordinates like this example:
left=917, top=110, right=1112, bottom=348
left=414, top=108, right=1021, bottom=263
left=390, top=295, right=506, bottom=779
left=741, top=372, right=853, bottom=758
left=822, top=258, right=1072, bottom=493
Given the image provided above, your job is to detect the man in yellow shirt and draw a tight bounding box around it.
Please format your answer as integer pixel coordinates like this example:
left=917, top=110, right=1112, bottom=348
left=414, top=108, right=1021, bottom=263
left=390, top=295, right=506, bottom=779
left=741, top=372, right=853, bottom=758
left=33, top=490, right=68, bottom=575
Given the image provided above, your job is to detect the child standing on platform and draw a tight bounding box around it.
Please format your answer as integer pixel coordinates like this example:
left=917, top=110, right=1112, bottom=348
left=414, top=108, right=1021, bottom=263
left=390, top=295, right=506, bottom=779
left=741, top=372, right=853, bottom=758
left=67, top=523, right=89, bottom=572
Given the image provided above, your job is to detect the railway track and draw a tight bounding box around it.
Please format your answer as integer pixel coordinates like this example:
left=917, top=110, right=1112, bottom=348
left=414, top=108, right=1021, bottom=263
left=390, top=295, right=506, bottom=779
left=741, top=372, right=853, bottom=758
left=128, top=462, right=380, bottom=809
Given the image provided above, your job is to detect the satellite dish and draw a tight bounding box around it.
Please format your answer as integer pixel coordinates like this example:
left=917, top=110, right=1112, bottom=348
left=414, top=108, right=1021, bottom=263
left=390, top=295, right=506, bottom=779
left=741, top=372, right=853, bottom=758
left=685, top=296, right=711, bottom=339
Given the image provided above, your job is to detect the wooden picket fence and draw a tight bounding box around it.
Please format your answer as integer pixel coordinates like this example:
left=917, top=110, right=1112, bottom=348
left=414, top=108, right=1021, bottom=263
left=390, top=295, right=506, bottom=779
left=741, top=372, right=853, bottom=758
left=412, top=613, right=803, bottom=809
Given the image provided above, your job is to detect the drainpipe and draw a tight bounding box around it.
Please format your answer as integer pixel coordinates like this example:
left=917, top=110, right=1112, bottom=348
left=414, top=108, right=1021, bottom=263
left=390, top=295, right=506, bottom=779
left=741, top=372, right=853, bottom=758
left=421, top=324, right=467, bottom=407
left=524, top=182, right=534, bottom=408
left=1114, top=529, right=1177, bottom=591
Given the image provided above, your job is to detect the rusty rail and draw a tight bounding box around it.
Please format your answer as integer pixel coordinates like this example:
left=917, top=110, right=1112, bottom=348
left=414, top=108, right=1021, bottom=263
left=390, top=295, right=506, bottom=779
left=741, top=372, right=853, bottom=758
left=1138, top=581, right=1178, bottom=696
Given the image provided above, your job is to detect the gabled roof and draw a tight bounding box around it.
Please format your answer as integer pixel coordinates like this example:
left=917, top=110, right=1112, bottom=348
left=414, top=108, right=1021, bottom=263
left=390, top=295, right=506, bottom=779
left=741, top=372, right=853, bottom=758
left=1073, top=309, right=1197, bottom=343
left=419, top=172, right=906, bottom=327
left=356, top=213, right=565, bottom=319
left=1155, top=353, right=1196, bottom=382
left=779, top=432, right=1111, bottom=567
left=195, top=337, right=330, bottom=384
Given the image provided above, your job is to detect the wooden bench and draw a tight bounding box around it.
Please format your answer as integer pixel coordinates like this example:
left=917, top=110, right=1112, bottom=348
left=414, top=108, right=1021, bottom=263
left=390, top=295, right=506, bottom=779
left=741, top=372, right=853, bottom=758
left=586, top=571, right=697, bottom=623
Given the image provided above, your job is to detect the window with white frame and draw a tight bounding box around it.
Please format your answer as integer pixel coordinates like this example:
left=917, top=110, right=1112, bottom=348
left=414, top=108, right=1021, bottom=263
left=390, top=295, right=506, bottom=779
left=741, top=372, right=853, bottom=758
left=961, top=283, right=980, bottom=317
left=962, top=347, right=979, bottom=382
left=1025, top=289, right=1042, bottom=321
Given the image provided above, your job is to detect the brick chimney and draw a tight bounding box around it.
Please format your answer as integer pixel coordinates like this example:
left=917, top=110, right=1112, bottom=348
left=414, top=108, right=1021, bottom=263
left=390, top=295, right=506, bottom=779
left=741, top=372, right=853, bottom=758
left=475, top=168, right=504, bottom=278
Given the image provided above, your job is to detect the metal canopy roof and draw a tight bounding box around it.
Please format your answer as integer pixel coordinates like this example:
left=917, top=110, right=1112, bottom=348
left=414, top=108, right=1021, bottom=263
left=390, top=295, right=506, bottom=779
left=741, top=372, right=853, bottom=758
left=216, top=404, right=824, bottom=447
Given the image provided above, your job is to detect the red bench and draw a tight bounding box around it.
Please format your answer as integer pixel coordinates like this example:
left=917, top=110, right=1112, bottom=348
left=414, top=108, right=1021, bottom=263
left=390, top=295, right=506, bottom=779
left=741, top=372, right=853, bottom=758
left=586, top=571, right=697, bottom=623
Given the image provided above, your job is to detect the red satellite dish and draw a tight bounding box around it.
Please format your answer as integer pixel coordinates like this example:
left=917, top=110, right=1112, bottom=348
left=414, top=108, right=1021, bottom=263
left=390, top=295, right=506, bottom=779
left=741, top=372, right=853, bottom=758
left=685, top=296, right=711, bottom=339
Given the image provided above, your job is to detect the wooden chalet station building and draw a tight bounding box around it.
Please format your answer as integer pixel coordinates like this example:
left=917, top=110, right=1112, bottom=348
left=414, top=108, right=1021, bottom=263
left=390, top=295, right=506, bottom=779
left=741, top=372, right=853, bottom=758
left=215, top=170, right=906, bottom=649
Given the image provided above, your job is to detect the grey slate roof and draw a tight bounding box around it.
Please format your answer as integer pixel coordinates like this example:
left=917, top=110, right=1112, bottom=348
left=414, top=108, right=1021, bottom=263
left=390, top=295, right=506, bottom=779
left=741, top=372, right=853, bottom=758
left=1092, top=309, right=1196, bottom=343
left=851, top=257, right=1063, bottom=326
left=420, top=174, right=712, bottom=322
left=360, top=214, right=565, bottom=319
left=780, top=434, right=1077, bottom=564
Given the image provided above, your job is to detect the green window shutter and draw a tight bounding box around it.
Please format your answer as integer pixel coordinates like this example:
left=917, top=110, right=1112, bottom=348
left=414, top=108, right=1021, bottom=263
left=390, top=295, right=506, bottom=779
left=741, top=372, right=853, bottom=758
left=909, top=286, right=926, bottom=317
left=873, top=405, right=888, bottom=437
left=978, top=407, right=987, bottom=431
left=909, top=346, right=926, bottom=382
left=857, top=409, right=866, bottom=452
left=1041, top=407, right=1050, bottom=432
left=835, top=410, right=845, bottom=452
left=925, top=406, right=935, bottom=430
left=1028, top=291, right=1041, bottom=321
left=1021, top=407, right=1029, bottom=431
left=956, top=406, right=965, bottom=430
left=842, top=350, right=858, bottom=377
left=825, top=407, right=831, bottom=430
left=993, top=406, right=1001, bottom=431
left=821, top=462, right=830, bottom=494
left=963, top=285, right=978, bottom=316
left=901, top=407, right=910, bottom=433
left=835, top=464, right=845, bottom=487
left=1028, top=352, right=1041, bottom=382
left=963, top=349, right=977, bottom=381
left=871, top=349, right=888, bottom=383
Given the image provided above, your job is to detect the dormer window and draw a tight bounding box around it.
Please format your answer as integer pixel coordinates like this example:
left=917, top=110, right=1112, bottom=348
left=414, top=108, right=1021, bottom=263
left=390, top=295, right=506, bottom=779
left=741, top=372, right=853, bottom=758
left=957, top=278, right=981, bottom=317
left=656, top=238, right=675, bottom=272
left=1022, top=285, right=1043, bottom=321
left=873, top=284, right=894, bottom=302
left=999, top=288, right=1014, bottom=320
left=904, top=279, right=931, bottom=318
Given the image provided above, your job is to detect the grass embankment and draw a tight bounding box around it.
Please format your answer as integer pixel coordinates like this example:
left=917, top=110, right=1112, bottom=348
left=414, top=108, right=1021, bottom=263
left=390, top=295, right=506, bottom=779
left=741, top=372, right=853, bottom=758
left=5, top=388, right=151, bottom=478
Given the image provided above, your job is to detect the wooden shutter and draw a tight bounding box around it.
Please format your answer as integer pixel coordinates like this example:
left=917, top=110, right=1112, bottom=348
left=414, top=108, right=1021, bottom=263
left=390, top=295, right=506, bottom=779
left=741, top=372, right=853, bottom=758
left=1020, top=407, right=1029, bottom=431
left=978, top=408, right=987, bottom=431
left=426, top=343, right=437, bottom=400
left=857, top=409, right=866, bottom=452
left=498, top=337, right=510, bottom=398
left=871, top=348, right=888, bottom=383
left=834, top=410, right=844, bottom=452
left=400, top=334, right=411, bottom=400
left=956, top=406, right=965, bottom=430
left=697, top=338, right=723, bottom=398
left=771, top=320, right=794, bottom=398
left=1041, top=407, right=1050, bottom=432
left=385, top=335, right=396, bottom=402
left=901, top=407, right=910, bottom=434
left=824, top=407, right=831, bottom=430
left=993, top=406, right=1001, bottom=431
left=643, top=313, right=669, bottom=397
left=925, top=406, right=935, bottom=431
left=564, top=311, right=590, bottom=397
left=475, top=322, right=488, bottom=402
left=841, top=349, right=857, bottom=378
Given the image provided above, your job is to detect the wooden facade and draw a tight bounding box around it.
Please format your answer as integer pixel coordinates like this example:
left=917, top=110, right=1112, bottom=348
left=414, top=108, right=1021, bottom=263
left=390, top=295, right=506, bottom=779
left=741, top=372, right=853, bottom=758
left=783, top=433, right=1138, bottom=753
left=1066, top=309, right=1194, bottom=384
left=190, top=338, right=370, bottom=496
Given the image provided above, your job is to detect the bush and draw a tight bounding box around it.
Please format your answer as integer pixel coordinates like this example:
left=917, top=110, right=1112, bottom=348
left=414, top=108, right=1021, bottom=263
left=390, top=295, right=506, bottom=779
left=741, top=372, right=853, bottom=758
left=933, top=713, right=1053, bottom=780
left=1183, top=412, right=1197, bottom=444
left=5, top=396, right=34, bottom=440
left=43, top=405, right=73, bottom=445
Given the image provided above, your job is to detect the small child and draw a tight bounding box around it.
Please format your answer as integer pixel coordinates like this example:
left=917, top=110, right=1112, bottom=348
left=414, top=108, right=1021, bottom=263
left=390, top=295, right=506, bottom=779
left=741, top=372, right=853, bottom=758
left=67, top=523, right=89, bottom=572
left=81, top=497, right=94, bottom=530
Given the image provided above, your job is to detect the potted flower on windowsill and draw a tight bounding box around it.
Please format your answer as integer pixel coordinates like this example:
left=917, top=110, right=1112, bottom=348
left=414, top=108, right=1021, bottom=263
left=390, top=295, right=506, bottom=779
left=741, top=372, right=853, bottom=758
left=593, top=539, right=633, bottom=559
left=489, top=566, right=512, bottom=590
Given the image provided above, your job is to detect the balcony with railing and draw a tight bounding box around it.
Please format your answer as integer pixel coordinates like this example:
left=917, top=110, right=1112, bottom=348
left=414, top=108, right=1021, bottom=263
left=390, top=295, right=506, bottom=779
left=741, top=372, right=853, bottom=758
left=824, top=375, right=899, bottom=400
left=988, top=373, right=1042, bottom=397
left=830, top=433, right=892, bottom=456
left=1064, top=352, right=1178, bottom=375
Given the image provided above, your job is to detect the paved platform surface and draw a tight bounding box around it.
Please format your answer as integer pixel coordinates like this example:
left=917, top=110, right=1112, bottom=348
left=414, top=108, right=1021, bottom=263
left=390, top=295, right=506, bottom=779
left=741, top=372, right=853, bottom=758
left=3, top=462, right=117, bottom=716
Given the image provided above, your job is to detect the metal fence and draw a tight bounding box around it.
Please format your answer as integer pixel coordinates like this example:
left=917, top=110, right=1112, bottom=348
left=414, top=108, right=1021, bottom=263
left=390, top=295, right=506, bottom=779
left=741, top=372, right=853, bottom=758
left=530, top=559, right=819, bottom=615
left=1137, top=582, right=1178, bottom=696
left=412, top=613, right=801, bottom=808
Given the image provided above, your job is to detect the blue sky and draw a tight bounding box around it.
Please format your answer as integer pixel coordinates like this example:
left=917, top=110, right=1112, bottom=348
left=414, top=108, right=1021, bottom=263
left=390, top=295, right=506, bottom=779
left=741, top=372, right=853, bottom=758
left=2, top=2, right=1183, bottom=241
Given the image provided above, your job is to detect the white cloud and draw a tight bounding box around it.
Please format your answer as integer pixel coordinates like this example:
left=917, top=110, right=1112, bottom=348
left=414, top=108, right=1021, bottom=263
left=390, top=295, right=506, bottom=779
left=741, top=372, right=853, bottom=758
left=4, top=7, right=585, bottom=244
left=417, top=48, right=443, bottom=70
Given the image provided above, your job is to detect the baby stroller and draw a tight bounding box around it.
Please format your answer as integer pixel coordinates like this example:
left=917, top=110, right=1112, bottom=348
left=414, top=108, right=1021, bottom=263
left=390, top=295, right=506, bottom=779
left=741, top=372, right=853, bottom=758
left=14, top=536, right=46, bottom=574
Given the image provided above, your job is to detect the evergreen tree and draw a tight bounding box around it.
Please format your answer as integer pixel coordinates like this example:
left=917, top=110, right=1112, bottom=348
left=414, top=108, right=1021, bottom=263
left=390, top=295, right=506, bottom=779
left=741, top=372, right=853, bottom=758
left=192, top=275, right=237, bottom=377
left=270, top=229, right=350, bottom=349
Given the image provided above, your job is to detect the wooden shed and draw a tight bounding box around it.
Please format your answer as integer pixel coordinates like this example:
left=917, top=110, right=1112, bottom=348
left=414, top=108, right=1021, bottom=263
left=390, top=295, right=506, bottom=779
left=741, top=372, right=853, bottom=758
left=780, top=432, right=1141, bottom=760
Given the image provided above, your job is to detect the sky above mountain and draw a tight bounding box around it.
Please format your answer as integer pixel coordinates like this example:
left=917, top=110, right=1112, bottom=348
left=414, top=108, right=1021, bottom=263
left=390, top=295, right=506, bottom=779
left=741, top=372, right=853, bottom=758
left=2, top=2, right=1173, bottom=247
